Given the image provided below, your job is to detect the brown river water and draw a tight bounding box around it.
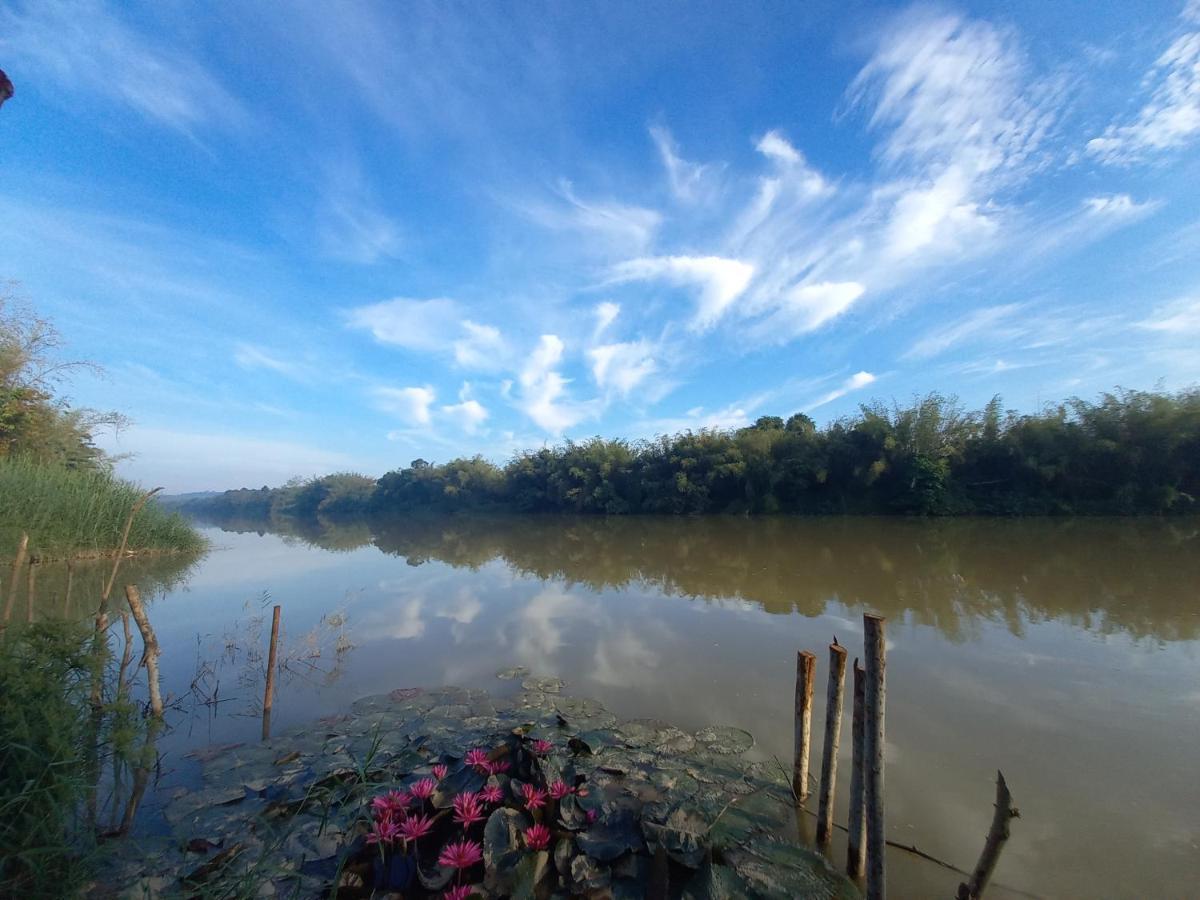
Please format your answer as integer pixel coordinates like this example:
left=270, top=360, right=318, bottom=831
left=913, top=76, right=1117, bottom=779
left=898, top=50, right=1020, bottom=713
left=33, top=515, right=1200, bottom=898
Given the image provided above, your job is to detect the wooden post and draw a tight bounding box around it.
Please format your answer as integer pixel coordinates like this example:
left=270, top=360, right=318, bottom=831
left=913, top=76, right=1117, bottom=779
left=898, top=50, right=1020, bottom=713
left=793, top=650, right=817, bottom=803
left=956, top=772, right=1018, bottom=900
left=262, top=604, right=281, bottom=740
left=25, top=558, right=36, bottom=623
left=64, top=562, right=74, bottom=617
left=2, top=532, right=29, bottom=625
left=124, top=585, right=163, bottom=718
left=817, top=639, right=848, bottom=850
left=863, top=614, right=887, bottom=900
left=847, top=659, right=866, bottom=880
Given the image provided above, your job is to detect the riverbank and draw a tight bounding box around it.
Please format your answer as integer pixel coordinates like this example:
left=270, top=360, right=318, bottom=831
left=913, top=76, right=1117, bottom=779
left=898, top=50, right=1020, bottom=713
left=0, top=457, right=207, bottom=561
left=98, top=683, right=859, bottom=898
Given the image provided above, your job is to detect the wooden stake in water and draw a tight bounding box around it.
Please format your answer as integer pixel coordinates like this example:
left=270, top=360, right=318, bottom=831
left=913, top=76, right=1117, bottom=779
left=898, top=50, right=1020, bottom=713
left=793, top=650, right=817, bottom=803
left=64, top=562, right=74, bottom=617
left=956, top=772, right=1018, bottom=900
left=1, top=531, right=29, bottom=626
left=124, top=584, right=163, bottom=718
left=847, top=658, right=867, bottom=880
left=262, top=604, right=282, bottom=740
left=863, top=614, right=887, bottom=900
left=817, top=638, right=848, bottom=850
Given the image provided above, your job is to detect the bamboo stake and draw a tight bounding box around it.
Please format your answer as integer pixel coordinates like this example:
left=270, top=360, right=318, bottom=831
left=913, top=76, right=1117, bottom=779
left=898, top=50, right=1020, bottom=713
left=956, top=772, right=1019, bottom=900
left=1, top=531, right=29, bottom=626
left=125, top=585, right=163, bottom=718
left=863, top=614, right=887, bottom=900
left=817, top=638, right=848, bottom=850
left=102, top=488, right=162, bottom=605
left=64, top=562, right=73, bottom=617
left=793, top=650, right=817, bottom=803
left=847, top=659, right=867, bottom=880
left=262, top=604, right=281, bottom=740
left=25, top=558, right=36, bottom=623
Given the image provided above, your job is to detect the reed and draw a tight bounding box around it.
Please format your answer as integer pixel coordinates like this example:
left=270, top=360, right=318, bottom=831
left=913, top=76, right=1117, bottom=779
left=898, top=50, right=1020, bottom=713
left=0, top=457, right=206, bottom=559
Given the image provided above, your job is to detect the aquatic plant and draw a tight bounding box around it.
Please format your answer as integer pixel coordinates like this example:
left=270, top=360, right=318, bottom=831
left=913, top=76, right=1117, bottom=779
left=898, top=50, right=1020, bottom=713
left=452, top=792, right=485, bottom=828
left=523, top=823, right=551, bottom=851
left=520, top=783, right=547, bottom=811
left=438, top=837, right=483, bottom=870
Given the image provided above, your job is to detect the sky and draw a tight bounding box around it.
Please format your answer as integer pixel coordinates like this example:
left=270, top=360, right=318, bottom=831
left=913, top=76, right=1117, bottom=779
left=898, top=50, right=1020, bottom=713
left=2, top=0, right=1199, bottom=493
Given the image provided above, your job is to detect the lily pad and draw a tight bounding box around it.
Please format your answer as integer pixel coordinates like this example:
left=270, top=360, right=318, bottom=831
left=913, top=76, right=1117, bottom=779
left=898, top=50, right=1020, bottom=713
left=577, top=804, right=644, bottom=861
left=642, top=803, right=711, bottom=868
left=521, top=675, right=565, bottom=693
left=694, top=725, right=754, bottom=755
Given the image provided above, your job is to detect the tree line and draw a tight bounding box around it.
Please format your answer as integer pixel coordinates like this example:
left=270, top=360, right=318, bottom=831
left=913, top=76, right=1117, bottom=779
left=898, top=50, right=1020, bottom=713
left=188, top=388, right=1200, bottom=518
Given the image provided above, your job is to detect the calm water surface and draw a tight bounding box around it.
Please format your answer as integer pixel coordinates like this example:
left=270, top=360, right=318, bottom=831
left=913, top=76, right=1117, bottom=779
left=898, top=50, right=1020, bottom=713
left=54, top=516, right=1200, bottom=898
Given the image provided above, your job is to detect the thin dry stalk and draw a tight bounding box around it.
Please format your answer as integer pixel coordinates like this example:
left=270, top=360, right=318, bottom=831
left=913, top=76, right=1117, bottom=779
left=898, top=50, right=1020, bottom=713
left=1, top=531, right=29, bottom=626
left=25, top=558, right=36, bottom=623
left=262, top=604, right=282, bottom=740
left=956, top=772, right=1019, bottom=900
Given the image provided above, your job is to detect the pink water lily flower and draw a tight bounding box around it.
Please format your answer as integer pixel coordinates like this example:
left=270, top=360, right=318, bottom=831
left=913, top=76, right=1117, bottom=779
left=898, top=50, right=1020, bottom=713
left=523, top=823, right=552, bottom=851
left=548, top=779, right=573, bottom=799
left=372, top=789, right=410, bottom=817
left=531, top=739, right=553, bottom=756
left=397, top=813, right=435, bottom=843
left=366, top=816, right=401, bottom=845
left=438, top=837, right=484, bottom=870
left=586, top=809, right=598, bottom=824
left=521, top=783, right=547, bottom=811
left=465, top=748, right=490, bottom=770
left=432, top=764, right=449, bottom=781
left=409, top=777, right=437, bottom=801
left=443, top=887, right=473, bottom=900
left=485, top=758, right=511, bottom=775
left=480, top=784, right=503, bottom=804
left=453, top=791, right=486, bottom=828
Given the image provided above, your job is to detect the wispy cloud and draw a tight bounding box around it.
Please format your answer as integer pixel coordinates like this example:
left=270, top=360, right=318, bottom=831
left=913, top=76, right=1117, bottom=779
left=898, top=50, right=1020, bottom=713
left=650, top=125, right=719, bottom=203
left=807, top=371, right=877, bottom=410
left=608, top=255, right=755, bottom=331
left=588, top=340, right=658, bottom=397
left=904, top=304, right=1028, bottom=360
left=315, top=164, right=404, bottom=264
left=0, top=0, right=245, bottom=134
left=1087, top=5, right=1200, bottom=164
left=1139, top=295, right=1200, bottom=333
left=516, top=334, right=595, bottom=433
left=522, top=180, right=662, bottom=253
left=233, top=343, right=311, bottom=382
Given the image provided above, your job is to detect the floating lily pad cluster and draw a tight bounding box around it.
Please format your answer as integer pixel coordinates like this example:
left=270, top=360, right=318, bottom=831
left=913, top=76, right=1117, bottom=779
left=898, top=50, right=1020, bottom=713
left=102, top=682, right=859, bottom=898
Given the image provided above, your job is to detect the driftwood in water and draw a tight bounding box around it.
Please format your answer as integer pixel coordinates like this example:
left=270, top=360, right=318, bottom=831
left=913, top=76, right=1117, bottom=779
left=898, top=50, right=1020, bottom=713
left=793, top=650, right=817, bottom=801
left=817, top=639, right=848, bottom=850
left=262, top=604, right=282, bottom=740
left=125, top=584, right=163, bottom=718
left=1, top=531, right=29, bottom=626
left=956, top=772, right=1019, bottom=900
left=847, top=658, right=867, bottom=880
left=863, top=613, right=887, bottom=900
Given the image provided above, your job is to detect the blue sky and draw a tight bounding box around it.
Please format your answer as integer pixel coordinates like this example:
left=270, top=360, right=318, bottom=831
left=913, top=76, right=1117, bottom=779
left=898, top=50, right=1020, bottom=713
left=2, top=0, right=1199, bottom=492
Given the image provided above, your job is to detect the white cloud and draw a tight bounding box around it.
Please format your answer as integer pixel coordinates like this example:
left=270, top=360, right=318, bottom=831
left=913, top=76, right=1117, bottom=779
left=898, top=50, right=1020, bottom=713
left=1086, top=12, right=1200, bottom=164
left=453, top=320, right=509, bottom=371
left=317, top=192, right=403, bottom=264
left=588, top=340, right=658, bottom=396
left=347, top=297, right=460, bottom=351
left=1082, top=194, right=1159, bottom=219
left=808, top=371, right=877, bottom=410
left=1139, top=296, right=1200, bottom=333
left=441, top=398, right=489, bottom=433
left=0, top=0, right=245, bottom=134
left=609, top=255, right=755, bottom=330
left=752, top=281, right=865, bottom=341
left=882, top=167, right=999, bottom=260
left=373, top=385, right=436, bottom=425
left=593, top=301, right=620, bottom=337
left=756, top=130, right=803, bottom=165
left=517, top=334, right=592, bottom=432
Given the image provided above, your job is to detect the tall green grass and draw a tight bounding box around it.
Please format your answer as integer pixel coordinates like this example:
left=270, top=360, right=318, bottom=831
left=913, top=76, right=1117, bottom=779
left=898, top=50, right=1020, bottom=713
left=0, top=622, right=100, bottom=896
left=0, top=456, right=207, bottom=559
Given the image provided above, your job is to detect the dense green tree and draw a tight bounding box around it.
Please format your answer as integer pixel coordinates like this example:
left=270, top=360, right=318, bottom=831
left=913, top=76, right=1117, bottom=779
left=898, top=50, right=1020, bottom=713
left=188, top=388, right=1200, bottom=521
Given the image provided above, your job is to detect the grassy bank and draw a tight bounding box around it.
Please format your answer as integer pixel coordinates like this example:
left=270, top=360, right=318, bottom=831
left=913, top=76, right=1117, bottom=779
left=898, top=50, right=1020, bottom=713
left=0, top=457, right=207, bottom=560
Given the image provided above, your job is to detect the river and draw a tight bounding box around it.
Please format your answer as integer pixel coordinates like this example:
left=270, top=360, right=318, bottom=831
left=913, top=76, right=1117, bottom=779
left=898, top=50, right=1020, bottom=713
left=42, top=515, right=1200, bottom=898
